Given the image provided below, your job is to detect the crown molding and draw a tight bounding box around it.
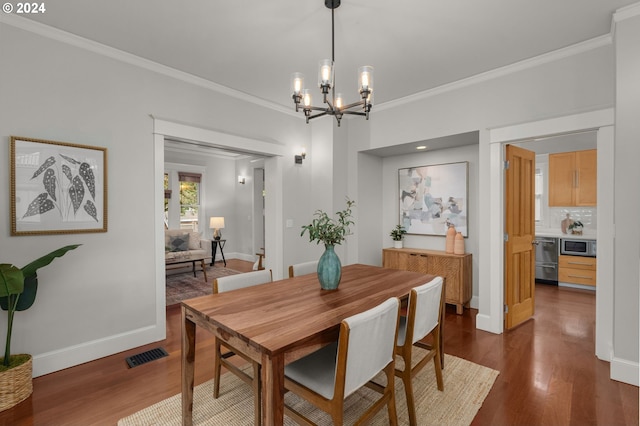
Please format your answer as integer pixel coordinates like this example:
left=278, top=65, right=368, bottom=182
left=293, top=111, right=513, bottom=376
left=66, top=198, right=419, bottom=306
left=0, top=14, right=296, bottom=117
left=1, top=12, right=624, bottom=118
left=611, top=1, right=640, bottom=36
left=613, top=1, right=640, bottom=23
left=375, top=34, right=612, bottom=112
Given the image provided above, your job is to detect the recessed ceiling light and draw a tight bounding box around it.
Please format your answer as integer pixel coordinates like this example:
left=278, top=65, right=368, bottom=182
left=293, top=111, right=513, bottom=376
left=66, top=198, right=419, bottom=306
left=416, top=146, right=427, bottom=150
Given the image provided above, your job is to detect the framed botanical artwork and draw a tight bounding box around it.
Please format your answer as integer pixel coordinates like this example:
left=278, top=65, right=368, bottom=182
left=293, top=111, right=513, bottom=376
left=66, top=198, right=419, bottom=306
left=398, top=161, right=468, bottom=237
left=10, top=136, right=108, bottom=235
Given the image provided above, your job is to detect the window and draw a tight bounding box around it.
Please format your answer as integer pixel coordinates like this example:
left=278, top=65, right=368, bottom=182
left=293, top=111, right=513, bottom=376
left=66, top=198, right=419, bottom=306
left=164, top=165, right=205, bottom=232
left=164, top=173, right=170, bottom=227
left=535, top=167, right=543, bottom=222
left=178, top=172, right=201, bottom=231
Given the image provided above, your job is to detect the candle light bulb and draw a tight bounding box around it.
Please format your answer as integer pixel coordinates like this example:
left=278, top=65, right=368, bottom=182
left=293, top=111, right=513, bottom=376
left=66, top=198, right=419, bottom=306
left=302, top=89, right=312, bottom=107
left=290, top=72, right=304, bottom=95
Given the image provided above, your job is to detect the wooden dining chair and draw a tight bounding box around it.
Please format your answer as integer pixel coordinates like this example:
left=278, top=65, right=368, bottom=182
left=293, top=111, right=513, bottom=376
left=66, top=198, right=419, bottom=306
left=395, top=276, right=445, bottom=426
left=288, top=260, right=319, bottom=278
left=212, top=269, right=273, bottom=425
left=284, top=297, right=401, bottom=426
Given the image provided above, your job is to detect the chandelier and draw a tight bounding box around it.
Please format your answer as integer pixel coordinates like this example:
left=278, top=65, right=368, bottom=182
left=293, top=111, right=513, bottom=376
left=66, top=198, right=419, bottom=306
left=290, top=0, right=373, bottom=127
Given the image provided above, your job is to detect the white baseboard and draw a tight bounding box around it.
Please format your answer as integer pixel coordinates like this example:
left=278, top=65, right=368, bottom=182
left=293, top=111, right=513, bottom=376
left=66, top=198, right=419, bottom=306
left=610, top=356, right=639, bottom=386
left=211, top=251, right=256, bottom=263
left=475, top=312, right=501, bottom=334
left=32, top=324, right=163, bottom=377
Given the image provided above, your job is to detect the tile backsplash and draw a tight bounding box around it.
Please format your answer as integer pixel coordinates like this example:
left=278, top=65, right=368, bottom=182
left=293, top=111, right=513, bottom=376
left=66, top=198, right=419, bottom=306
left=549, top=207, right=597, bottom=231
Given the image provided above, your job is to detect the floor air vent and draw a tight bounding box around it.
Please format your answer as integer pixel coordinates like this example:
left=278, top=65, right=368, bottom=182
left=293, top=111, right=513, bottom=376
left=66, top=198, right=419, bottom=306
left=126, top=347, right=169, bottom=368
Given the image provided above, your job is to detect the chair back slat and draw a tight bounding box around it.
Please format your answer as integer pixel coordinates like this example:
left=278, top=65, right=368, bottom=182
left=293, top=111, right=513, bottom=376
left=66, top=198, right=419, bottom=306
left=411, top=277, right=444, bottom=344
left=214, top=269, right=272, bottom=293
left=288, top=260, right=319, bottom=278
left=343, top=297, right=399, bottom=397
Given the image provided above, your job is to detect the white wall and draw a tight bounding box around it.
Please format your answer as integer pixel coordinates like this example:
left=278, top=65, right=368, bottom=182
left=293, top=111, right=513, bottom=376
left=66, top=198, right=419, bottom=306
left=348, top=43, right=615, bottom=321
left=1, top=8, right=637, bottom=387
left=0, top=21, right=315, bottom=376
left=379, top=144, right=480, bottom=306
left=348, top=24, right=637, bottom=385
left=368, top=44, right=614, bottom=149
left=612, top=10, right=640, bottom=385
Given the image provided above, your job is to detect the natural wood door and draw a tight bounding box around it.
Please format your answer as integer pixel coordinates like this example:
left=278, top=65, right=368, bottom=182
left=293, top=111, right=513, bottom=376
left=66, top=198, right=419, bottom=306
left=575, top=149, right=597, bottom=206
left=505, top=145, right=536, bottom=329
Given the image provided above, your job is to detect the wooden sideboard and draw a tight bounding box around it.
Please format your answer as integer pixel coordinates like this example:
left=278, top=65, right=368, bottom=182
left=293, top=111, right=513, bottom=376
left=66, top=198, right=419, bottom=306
left=383, top=248, right=472, bottom=314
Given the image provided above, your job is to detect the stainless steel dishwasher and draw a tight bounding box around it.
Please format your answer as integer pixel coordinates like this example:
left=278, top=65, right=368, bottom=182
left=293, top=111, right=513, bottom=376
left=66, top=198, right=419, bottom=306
left=534, top=237, right=558, bottom=284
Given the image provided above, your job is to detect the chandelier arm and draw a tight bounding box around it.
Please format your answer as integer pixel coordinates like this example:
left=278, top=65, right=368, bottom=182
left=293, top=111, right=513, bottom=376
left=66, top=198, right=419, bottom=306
left=306, top=105, right=333, bottom=112
left=341, top=111, right=367, bottom=116
left=307, top=111, right=329, bottom=120
left=340, top=100, right=366, bottom=110
left=324, top=97, right=336, bottom=110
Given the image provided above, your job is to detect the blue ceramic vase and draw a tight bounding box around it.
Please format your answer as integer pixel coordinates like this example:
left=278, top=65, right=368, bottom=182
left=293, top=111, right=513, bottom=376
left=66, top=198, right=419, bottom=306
left=317, top=244, right=342, bottom=290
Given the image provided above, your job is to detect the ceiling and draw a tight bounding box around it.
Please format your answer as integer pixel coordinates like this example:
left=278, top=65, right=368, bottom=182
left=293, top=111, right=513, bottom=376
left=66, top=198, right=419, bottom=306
left=19, top=0, right=636, bottom=113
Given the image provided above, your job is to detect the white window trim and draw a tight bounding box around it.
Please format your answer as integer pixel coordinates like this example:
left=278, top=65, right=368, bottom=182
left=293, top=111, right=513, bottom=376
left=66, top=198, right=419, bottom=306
left=164, top=162, right=206, bottom=233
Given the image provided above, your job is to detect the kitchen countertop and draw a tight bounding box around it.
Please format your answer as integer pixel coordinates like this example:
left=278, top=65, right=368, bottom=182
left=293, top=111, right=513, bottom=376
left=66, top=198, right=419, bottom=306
left=535, top=228, right=597, bottom=240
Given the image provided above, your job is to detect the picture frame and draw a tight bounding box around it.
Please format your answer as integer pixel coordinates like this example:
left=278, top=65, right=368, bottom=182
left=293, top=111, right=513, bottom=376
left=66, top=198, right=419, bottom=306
left=398, top=161, right=468, bottom=237
left=10, top=136, right=108, bottom=235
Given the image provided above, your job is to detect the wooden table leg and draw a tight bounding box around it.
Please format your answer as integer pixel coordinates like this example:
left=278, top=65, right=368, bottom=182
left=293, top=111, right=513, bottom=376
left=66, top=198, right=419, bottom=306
left=440, top=278, right=446, bottom=370
left=261, top=353, right=285, bottom=426
left=182, top=306, right=196, bottom=426
left=201, top=259, right=208, bottom=282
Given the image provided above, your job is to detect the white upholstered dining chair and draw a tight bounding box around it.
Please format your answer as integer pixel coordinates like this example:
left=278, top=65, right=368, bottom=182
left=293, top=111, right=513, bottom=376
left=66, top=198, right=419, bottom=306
left=288, top=260, right=319, bottom=278
left=395, top=276, right=445, bottom=426
left=212, top=269, right=273, bottom=425
left=283, top=297, right=401, bottom=425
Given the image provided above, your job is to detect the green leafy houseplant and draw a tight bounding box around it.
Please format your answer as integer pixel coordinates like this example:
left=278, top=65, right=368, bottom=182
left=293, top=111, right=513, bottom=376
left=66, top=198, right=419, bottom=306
left=0, top=245, right=80, bottom=369
left=300, top=199, right=355, bottom=290
left=568, top=220, right=583, bottom=230
left=568, top=220, right=584, bottom=234
left=300, top=199, right=355, bottom=246
left=390, top=224, right=407, bottom=241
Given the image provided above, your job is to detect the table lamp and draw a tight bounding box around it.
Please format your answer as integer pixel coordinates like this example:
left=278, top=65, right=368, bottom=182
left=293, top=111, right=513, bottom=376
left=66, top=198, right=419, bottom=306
left=210, top=217, right=225, bottom=240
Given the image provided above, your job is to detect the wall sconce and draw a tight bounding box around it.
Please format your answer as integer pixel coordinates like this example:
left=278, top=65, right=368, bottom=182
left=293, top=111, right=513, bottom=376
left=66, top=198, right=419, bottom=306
left=238, top=176, right=246, bottom=184
left=295, top=148, right=307, bottom=164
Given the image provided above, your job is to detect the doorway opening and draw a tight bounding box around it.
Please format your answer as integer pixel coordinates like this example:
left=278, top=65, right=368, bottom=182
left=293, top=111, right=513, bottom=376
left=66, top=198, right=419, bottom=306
left=482, top=108, right=613, bottom=362
left=152, top=118, right=286, bottom=336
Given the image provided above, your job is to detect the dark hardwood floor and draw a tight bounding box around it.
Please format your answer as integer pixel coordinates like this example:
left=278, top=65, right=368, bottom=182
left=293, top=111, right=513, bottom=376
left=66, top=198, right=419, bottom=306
left=1, top=260, right=637, bottom=425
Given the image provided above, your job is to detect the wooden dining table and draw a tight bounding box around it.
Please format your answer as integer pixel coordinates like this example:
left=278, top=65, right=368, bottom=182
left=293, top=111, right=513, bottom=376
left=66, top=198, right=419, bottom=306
left=181, top=263, right=437, bottom=426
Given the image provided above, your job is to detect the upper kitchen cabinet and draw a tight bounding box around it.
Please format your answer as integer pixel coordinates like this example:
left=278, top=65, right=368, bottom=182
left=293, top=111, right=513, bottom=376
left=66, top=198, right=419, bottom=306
left=549, top=149, right=597, bottom=206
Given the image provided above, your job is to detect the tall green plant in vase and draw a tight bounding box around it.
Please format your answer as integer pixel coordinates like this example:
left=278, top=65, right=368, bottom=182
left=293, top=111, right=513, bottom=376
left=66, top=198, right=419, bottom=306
left=301, top=199, right=355, bottom=290
left=0, top=244, right=80, bottom=411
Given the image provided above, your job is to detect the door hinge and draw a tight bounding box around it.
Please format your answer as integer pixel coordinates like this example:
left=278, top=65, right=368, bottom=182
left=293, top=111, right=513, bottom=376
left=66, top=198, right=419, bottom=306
left=504, top=160, right=510, bottom=170
left=504, top=304, right=509, bottom=313
left=504, top=233, right=509, bottom=242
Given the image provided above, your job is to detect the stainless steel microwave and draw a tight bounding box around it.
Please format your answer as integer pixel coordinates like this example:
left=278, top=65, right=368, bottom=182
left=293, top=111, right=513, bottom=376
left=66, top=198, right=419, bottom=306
left=560, top=238, right=596, bottom=257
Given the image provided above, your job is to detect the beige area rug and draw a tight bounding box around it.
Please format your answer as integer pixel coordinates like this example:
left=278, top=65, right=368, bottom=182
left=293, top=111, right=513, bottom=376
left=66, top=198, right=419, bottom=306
left=165, top=265, right=241, bottom=306
left=118, top=353, right=499, bottom=425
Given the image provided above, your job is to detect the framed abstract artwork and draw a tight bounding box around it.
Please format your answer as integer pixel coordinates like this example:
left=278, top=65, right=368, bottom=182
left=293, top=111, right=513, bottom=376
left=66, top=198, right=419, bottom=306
left=398, top=161, right=468, bottom=237
left=10, top=136, right=108, bottom=235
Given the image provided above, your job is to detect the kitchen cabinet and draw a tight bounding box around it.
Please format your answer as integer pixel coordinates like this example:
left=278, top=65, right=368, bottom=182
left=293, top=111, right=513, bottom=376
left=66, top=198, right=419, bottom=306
left=549, top=149, right=597, bottom=206
left=559, top=255, right=596, bottom=287
left=382, top=248, right=472, bottom=314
